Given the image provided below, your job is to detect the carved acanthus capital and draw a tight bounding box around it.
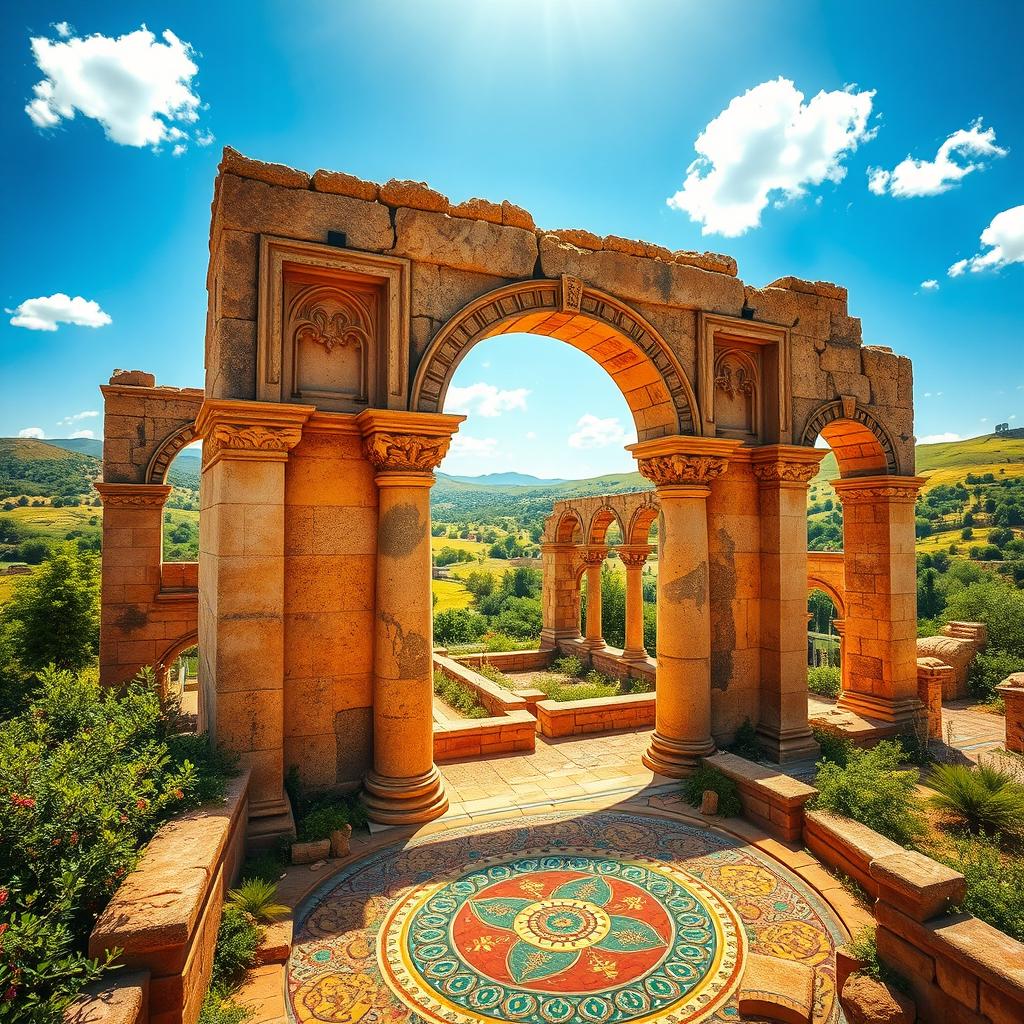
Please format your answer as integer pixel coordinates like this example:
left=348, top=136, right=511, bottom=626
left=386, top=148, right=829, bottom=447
left=580, top=546, right=608, bottom=567
left=194, top=399, right=313, bottom=470
left=363, top=432, right=452, bottom=473
left=751, top=460, right=820, bottom=485
left=94, top=482, right=172, bottom=509
left=208, top=423, right=303, bottom=459
left=832, top=475, right=925, bottom=505
left=618, top=547, right=651, bottom=569
left=636, top=453, right=729, bottom=487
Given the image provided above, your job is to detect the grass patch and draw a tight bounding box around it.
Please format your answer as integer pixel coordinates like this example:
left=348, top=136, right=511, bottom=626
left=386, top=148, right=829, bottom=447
left=682, top=765, right=742, bottom=817
left=926, top=762, right=1024, bottom=839
left=432, top=669, right=489, bottom=718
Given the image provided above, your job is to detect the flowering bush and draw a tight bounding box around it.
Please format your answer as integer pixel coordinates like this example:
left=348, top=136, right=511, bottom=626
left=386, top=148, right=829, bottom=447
left=0, top=666, right=235, bottom=1020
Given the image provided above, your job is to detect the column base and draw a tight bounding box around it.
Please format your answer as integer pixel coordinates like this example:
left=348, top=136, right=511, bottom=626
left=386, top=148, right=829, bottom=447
left=539, top=628, right=581, bottom=650
left=756, top=726, right=820, bottom=764
left=246, top=797, right=296, bottom=849
left=642, top=731, right=715, bottom=778
left=621, top=647, right=649, bottom=663
left=363, top=765, right=448, bottom=825
left=579, top=638, right=607, bottom=652
left=837, top=690, right=923, bottom=725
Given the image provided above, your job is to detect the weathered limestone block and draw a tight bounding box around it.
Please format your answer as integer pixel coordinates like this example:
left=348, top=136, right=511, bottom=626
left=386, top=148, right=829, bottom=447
left=840, top=974, right=915, bottom=1024
left=673, top=250, right=737, bottom=276
left=379, top=178, right=450, bottom=212
left=214, top=230, right=258, bottom=320
left=450, top=196, right=503, bottom=224
left=291, top=839, right=330, bottom=864
left=206, top=317, right=257, bottom=401
left=539, top=235, right=745, bottom=313
left=391, top=208, right=537, bottom=278
left=768, top=275, right=849, bottom=312
left=330, top=824, right=352, bottom=858
left=310, top=168, right=379, bottom=201
left=220, top=146, right=310, bottom=189
left=862, top=347, right=902, bottom=409
left=737, top=952, right=816, bottom=1023
left=549, top=227, right=603, bottom=250
left=790, top=335, right=830, bottom=402
left=743, top=286, right=830, bottom=340
left=831, top=312, right=863, bottom=344
left=896, top=355, right=913, bottom=409
left=603, top=234, right=673, bottom=261
left=870, top=850, right=966, bottom=921
left=215, top=174, right=394, bottom=252
left=501, top=200, right=534, bottom=230
left=410, top=263, right=512, bottom=325
left=996, top=672, right=1024, bottom=754
left=110, top=369, right=156, bottom=387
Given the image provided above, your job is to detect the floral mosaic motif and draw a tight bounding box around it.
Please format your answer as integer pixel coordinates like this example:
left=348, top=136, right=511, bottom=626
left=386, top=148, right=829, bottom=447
left=287, top=810, right=845, bottom=1024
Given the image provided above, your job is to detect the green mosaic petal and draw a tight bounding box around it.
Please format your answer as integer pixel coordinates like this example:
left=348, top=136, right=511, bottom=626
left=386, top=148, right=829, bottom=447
left=551, top=875, right=613, bottom=906
left=469, top=897, right=531, bottom=929
left=596, top=915, right=667, bottom=952
left=506, top=941, right=579, bottom=984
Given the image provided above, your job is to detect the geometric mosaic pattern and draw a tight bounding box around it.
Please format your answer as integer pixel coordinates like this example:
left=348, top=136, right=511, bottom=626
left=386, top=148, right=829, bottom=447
left=288, top=810, right=844, bottom=1024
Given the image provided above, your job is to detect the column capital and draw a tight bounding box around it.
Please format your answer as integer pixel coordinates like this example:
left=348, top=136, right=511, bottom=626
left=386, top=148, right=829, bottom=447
left=94, top=482, right=172, bottom=508
left=627, top=435, right=742, bottom=488
left=831, top=474, right=926, bottom=504
left=195, top=398, right=314, bottom=469
left=751, top=444, right=826, bottom=486
left=357, top=409, right=465, bottom=481
left=618, top=545, right=652, bottom=568
left=580, top=545, right=609, bottom=566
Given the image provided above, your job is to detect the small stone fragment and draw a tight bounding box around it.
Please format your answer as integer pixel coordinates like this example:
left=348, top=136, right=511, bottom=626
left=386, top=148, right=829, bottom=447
left=220, top=146, right=310, bottom=189
left=550, top=227, right=603, bottom=251
left=311, top=168, right=379, bottom=201
left=840, top=973, right=915, bottom=1024
left=291, top=839, right=331, bottom=865
left=603, top=234, right=672, bottom=261
left=501, top=200, right=535, bottom=231
left=379, top=179, right=450, bottom=213
left=700, top=790, right=719, bottom=815
left=330, top=824, right=352, bottom=858
left=109, top=369, right=156, bottom=387
left=450, top=197, right=503, bottom=224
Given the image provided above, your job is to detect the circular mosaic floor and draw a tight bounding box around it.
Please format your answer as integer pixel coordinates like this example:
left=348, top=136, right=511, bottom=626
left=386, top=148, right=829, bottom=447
left=288, top=810, right=845, bottom=1024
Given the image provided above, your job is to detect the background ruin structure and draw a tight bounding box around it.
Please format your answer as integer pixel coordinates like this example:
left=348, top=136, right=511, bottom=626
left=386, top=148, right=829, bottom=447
left=97, top=147, right=922, bottom=838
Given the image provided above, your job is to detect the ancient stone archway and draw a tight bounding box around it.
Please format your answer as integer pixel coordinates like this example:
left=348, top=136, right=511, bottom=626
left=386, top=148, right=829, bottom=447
left=146, top=423, right=198, bottom=484
left=799, top=398, right=900, bottom=476
left=411, top=280, right=700, bottom=440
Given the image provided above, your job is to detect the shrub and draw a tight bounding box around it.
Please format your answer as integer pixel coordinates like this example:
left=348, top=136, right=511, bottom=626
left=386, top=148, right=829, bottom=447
left=432, top=670, right=489, bottom=719
left=942, top=832, right=1024, bottom=942
left=926, top=763, right=1024, bottom=837
left=210, top=905, right=262, bottom=991
left=433, top=608, right=488, bottom=646
left=476, top=662, right=511, bottom=687
left=199, top=990, right=250, bottom=1024
left=682, top=766, right=742, bottom=817
left=847, top=925, right=906, bottom=989
left=297, top=800, right=367, bottom=842
left=552, top=655, right=584, bottom=678
left=813, top=741, right=924, bottom=845
left=226, top=878, right=289, bottom=923
left=807, top=665, right=841, bottom=699
left=727, top=719, right=761, bottom=761
left=240, top=842, right=289, bottom=885
left=812, top=726, right=852, bottom=767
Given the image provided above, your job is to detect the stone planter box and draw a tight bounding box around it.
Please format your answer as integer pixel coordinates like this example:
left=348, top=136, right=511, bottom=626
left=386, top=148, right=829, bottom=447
left=87, top=770, right=251, bottom=1024
left=433, top=708, right=536, bottom=761
left=535, top=692, right=656, bottom=738
left=453, top=649, right=554, bottom=673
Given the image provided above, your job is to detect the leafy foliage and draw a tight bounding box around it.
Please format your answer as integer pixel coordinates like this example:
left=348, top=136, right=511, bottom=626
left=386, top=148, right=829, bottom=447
left=226, top=879, right=289, bottom=923
left=726, top=719, right=761, bottom=761
left=940, top=832, right=1024, bottom=942
left=210, top=906, right=262, bottom=991
left=926, top=763, right=1024, bottom=838
left=807, top=666, right=841, bottom=698
left=813, top=741, right=924, bottom=846
left=432, top=670, right=489, bottom=719
left=682, top=766, right=742, bottom=818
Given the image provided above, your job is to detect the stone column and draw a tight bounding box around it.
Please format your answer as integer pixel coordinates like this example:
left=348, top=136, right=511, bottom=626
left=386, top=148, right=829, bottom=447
left=832, top=618, right=847, bottom=696
left=540, top=542, right=583, bottom=649
left=996, top=673, right=1024, bottom=753
left=95, top=483, right=171, bottom=685
left=832, top=475, right=926, bottom=725
left=752, top=446, right=825, bottom=762
left=195, top=398, right=312, bottom=842
left=916, top=658, right=948, bottom=741
left=619, top=545, right=652, bottom=661
left=628, top=436, right=740, bottom=776
left=357, top=409, right=464, bottom=825
left=580, top=546, right=607, bottom=650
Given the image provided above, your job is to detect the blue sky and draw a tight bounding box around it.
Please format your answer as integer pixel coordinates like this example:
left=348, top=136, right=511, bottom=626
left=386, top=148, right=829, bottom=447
left=1, top=0, right=1022, bottom=478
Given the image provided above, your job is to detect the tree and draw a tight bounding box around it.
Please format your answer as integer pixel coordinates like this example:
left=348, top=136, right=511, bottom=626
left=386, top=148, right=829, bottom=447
left=2, top=545, right=99, bottom=675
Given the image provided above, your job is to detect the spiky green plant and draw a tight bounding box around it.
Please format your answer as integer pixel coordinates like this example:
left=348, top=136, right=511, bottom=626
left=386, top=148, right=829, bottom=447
left=225, top=878, right=290, bottom=923
left=926, top=762, right=1024, bottom=837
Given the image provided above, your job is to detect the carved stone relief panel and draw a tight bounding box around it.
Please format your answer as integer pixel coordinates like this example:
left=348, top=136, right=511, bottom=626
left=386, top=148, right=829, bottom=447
left=697, top=313, right=791, bottom=444
left=258, top=237, right=410, bottom=412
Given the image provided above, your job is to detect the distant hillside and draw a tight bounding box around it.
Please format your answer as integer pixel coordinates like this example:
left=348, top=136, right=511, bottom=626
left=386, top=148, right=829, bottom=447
left=447, top=472, right=569, bottom=486
left=0, top=438, right=100, bottom=499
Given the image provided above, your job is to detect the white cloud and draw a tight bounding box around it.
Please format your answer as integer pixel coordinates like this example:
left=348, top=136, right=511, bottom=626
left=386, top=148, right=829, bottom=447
left=666, top=77, right=876, bottom=236
left=948, top=205, right=1024, bottom=277
left=25, top=26, right=210, bottom=152
left=7, top=293, right=111, bottom=331
left=57, top=410, right=99, bottom=427
left=920, top=279, right=939, bottom=291
left=54, top=21, right=72, bottom=38
left=568, top=414, right=628, bottom=450
left=450, top=434, right=497, bottom=458
left=70, top=429, right=95, bottom=439
left=867, top=121, right=1007, bottom=198
left=445, top=382, right=529, bottom=417
left=18, top=427, right=45, bottom=439
left=918, top=432, right=961, bottom=444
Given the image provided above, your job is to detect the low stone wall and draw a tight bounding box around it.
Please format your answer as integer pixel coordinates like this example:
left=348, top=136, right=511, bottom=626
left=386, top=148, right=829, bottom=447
left=432, top=655, right=536, bottom=760
left=535, top=692, right=656, bottom=738
left=452, top=649, right=554, bottom=673
left=590, top=648, right=656, bottom=685
left=804, top=806, right=1024, bottom=1022
left=703, top=751, right=816, bottom=843
left=88, top=770, right=251, bottom=1024
left=160, top=561, right=198, bottom=591
left=67, top=972, right=150, bottom=1024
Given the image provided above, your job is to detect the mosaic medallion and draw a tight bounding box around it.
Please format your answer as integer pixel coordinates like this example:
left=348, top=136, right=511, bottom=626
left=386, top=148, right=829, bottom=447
left=379, top=850, right=743, bottom=1024
left=288, top=810, right=844, bottom=1024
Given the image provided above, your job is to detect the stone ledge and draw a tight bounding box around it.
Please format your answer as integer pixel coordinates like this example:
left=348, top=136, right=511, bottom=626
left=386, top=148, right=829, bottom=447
left=535, top=692, right=656, bottom=738
left=803, top=809, right=904, bottom=896
left=869, top=849, right=966, bottom=922
left=433, top=709, right=536, bottom=762
left=433, top=654, right=527, bottom=716
left=65, top=972, right=149, bottom=1024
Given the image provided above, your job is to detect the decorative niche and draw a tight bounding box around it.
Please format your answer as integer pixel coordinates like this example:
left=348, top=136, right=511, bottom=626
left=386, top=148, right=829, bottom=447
left=697, top=313, right=791, bottom=443
left=257, top=237, right=410, bottom=412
